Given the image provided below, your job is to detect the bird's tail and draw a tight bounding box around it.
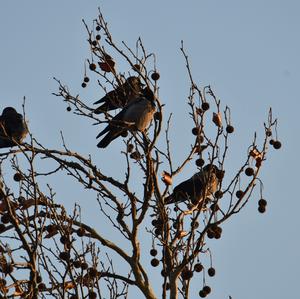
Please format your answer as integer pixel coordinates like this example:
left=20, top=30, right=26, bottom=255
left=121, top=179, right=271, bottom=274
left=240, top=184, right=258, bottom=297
left=97, top=134, right=113, bottom=148
left=97, top=131, right=123, bottom=148
left=94, top=97, right=106, bottom=105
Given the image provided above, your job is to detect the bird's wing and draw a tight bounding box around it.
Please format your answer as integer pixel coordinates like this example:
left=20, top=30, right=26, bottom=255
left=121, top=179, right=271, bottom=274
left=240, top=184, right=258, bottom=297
left=97, top=130, right=124, bottom=148
left=165, top=175, right=203, bottom=204
left=93, top=96, right=107, bottom=105
left=96, top=102, right=134, bottom=138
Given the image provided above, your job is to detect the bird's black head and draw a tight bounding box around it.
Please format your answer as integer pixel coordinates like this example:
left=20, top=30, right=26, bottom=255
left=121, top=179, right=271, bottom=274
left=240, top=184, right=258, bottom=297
left=142, top=87, right=156, bottom=108
left=127, top=76, right=144, bottom=91
left=2, top=107, right=17, bottom=115
left=203, top=164, right=225, bottom=180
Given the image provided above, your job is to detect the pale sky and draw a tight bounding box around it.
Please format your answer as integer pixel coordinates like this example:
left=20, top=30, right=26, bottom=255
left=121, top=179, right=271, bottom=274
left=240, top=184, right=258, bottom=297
left=0, top=1, right=298, bottom=298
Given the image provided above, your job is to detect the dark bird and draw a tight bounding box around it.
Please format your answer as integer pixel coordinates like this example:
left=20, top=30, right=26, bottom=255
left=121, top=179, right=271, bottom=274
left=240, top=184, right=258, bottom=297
left=164, top=165, right=224, bottom=205
left=94, top=76, right=144, bottom=114
left=96, top=87, right=156, bottom=148
left=0, top=107, right=28, bottom=148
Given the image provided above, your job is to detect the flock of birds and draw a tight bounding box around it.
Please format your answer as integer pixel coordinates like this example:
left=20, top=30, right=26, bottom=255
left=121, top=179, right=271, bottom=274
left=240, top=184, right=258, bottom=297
left=0, top=76, right=223, bottom=206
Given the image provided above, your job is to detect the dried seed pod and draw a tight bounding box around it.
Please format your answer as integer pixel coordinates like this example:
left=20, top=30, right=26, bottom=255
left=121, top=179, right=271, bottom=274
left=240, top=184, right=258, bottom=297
left=150, top=249, right=158, bottom=256
left=212, top=112, right=222, bottom=127
left=162, top=171, right=172, bottom=186
left=151, top=258, right=159, bottom=267
left=207, top=267, right=216, bottom=277
left=201, top=102, right=210, bottom=111
left=245, top=167, right=254, bottom=176
left=194, top=263, right=203, bottom=272
left=151, top=72, right=160, bottom=81
left=226, top=125, right=234, bottom=133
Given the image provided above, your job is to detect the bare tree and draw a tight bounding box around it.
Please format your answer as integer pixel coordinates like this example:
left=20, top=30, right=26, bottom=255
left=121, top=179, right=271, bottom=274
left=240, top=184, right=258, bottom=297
left=0, top=8, right=281, bottom=299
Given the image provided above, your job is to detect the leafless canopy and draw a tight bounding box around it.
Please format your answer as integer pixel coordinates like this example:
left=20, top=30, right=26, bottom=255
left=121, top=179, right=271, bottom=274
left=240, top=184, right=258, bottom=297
left=0, top=8, right=280, bottom=299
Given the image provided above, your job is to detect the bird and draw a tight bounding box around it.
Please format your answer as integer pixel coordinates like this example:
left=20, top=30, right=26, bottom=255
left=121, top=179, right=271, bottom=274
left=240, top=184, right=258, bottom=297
left=93, top=76, right=144, bottom=114
left=0, top=107, right=28, bottom=148
left=96, top=87, right=156, bottom=148
left=164, top=164, right=224, bottom=205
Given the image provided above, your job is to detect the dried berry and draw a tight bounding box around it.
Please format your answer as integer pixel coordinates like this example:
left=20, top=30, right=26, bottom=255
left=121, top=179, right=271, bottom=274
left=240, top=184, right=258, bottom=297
left=95, top=34, right=101, bottom=41
left=207, top=228, right=215, bottom=239
left=91, top=40, right=97, bottom=47
left=207, top=267, right=216, bottom=277
left=151, top=72, right=160, bottom=81
left=199, top=290, right=207, bottom=298
left=194, top=263, right=203, bottom=272
left=196, top=158, right=205, bottom=167
left=150, top=249, right=158, bottom=256
left=210, top=203, right=219, bottom=212
left=245, top=167, right=254, bottom=176
left=226, top=125, right=234, bottom=133
left=81, top=82, right=87, bottom=88
left=235, top=190, right=244, bottom=199
left=13, top=172, right=23, bottom=182
left=95, top=25, right=101, bottom=31
left=192, top=127, right=200, bottom=135
left=202, top=286, right=211, bottom=294
left=269, top=139, right=275, bottom=145
left=191, top=220, right=199, bottom=229
left=89, top=63, right=97, bottom=71
left=213, top=226, right=222, bottom=235
left=66, top=106, right=72, bottom=112
left=73, top=260, right=81, bottom=268
left=273, top=140, right=282, bottom=149
left=60, top=235, right=68, bottom=244
left=201, top=102, right=210, bottom=111
left=84, top=76, right=90, bottom=83
left=258, top=199, right=267, bottom=207
left=151, top=258, right=159, bottom=267
left=161, top=269, right=168, bottom=277
left=258, top=205, right=266, bottom=213
left=151, top=219, right=158, bottom=226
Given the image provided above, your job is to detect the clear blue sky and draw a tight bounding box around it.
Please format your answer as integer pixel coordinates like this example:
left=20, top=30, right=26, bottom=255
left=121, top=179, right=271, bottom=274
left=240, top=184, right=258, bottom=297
left=0, top=1, right=298, bottom=298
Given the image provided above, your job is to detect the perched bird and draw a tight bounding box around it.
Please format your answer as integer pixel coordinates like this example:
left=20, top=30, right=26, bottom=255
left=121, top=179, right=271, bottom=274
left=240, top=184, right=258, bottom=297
left=94, top=76, right=144, bottom=114
left=0, top=107, right=28, bottom=148
left=164, top=164, right=224, bottom=205
left=96, top=87, right=156, bottom=148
